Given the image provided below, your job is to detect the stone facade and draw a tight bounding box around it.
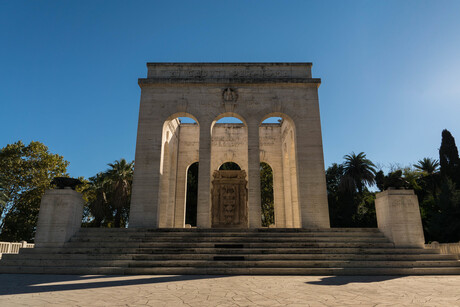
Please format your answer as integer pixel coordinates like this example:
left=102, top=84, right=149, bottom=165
left=129, top=63, right=330, bottom=229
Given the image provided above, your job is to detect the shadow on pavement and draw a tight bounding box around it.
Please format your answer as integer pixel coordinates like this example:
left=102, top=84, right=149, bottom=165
left=306, top=275, right=403, bottom=286
left=0, top=274, right=227, bottom=295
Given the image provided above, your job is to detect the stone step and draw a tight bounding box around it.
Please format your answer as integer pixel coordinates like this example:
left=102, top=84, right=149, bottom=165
left=73, top=231, right=387, bottom=238
left=69, top=236, right=389, bottom=243
left=3, top=227, right=456, bottom=276
left=18, top=246, right=440, bottom=255
left=77, top=227, right=382, bottom=233
left=3, top=252, right=457, bottom=261
left=1, top=265, right=459, bottom=276
left=62, top=241, right=396, bottom=248
left=2, top=259, right=459, bottom=269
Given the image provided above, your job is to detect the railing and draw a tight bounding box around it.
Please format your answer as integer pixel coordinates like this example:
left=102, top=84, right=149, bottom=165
left=0, top=241, right=34, bottom=257
left=425, top=242, right=460, bottom=255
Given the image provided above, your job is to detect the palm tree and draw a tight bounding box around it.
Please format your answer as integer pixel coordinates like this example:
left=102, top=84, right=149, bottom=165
left=414, top=158, right=440, bottom=175
left=341, top=152, right=377, bottom=194
left=414, top=157, right=440, bottom=199
left=105, top=159, right=134, bottom=227
left=85, top=173, right=110, bottom=227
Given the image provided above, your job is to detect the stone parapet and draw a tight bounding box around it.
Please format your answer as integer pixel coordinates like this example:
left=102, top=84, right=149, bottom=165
left=140, top=62, right=320, bottom=85
left=375, top=189, right=425, bottom=248
left=34, top=189, right=84, bottom=248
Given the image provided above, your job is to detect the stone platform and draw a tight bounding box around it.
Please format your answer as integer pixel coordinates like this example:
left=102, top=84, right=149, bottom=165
left=0, top=228, right=459, bottom=275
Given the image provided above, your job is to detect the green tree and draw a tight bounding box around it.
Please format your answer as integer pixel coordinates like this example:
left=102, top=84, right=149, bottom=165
left=219, top=162, right=241, bottom=170
left=104, top=159, right=134, bottom=228
left=414, top=158, right=440, bottom=175
left=82, top=173, right=111, bottom=227
left=326, top=163, right=349, bottom=226
left=341, top=152, right=377, bottom=194
left=0, top=178, right=9, bottom=218
left=260, top=162, right=274, bottom=227
left=413, top=158, right=440, bottom=199
left=426, top=179, right=460, bottom=242
left=326, top=161, right=377, bottom=227
left=0, top=141, right=68, bottom=241
left=439, top=129, right=460, bottom=185
left=327, top=153, right=377, bottom=227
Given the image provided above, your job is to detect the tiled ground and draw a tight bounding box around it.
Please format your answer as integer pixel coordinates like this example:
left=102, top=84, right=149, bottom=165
left=0, top=274, right=459, bottom=306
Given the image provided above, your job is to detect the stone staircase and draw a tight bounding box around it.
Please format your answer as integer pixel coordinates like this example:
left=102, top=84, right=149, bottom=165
left=1, top=228, right=459, bottom=275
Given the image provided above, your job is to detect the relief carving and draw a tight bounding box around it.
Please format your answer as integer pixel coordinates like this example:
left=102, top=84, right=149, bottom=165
left=211, top=170, right=248, bottom=228
left=222, top=88, right=238, bottom=113
left=222, top=88, right=238, bottom=102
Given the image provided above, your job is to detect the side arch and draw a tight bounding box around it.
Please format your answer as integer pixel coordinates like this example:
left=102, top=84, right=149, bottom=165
left=260, top=112, right=300, bottom=228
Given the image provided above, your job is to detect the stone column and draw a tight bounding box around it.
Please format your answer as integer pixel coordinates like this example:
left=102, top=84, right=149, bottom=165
left=197, top=119, right=212, bottom=228
left=289, top=142, right=301, bottom=228
left=129, top=93, right=164, bottom=228
left=282, top=148, right=293, bottom=227
left=173, top=163, right=189, bottom=228
left=375, top=189, right=425, bottom=247
left=158, top=143, right=170, bottom=227
left=247, top=120, right=262, bottom=228
left=295, top=117, right=330, bottom=229
left=272, top=162, right=286, bottom=227
left=35, top=189, right=84, bottom=248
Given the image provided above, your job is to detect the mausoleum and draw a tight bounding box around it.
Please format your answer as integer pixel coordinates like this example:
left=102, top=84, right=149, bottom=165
left=129, top=63, right=330, bottom=229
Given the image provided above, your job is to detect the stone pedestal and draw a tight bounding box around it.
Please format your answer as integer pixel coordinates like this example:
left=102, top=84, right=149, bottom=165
left=375, top=189, right=425, bottom=248
left=34, top=189, right=84, bottom=248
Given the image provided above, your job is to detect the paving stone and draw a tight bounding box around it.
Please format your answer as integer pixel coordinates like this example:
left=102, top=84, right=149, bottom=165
left=1, top=274, right=459, bottom=306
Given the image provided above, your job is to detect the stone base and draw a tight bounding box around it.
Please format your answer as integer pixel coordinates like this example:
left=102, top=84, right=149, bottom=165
left=34, top=189, right=84, bottom=248
left=375, top=189, right=425, bottom=248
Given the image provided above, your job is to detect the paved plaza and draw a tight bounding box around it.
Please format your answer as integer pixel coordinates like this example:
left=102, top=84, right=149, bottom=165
left=0, top=274, right=459, bottom=306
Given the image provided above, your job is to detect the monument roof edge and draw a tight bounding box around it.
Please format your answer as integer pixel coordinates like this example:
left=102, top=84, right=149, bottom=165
left=138, top=78, right=321, bottom=86
left=146, top=62, right=313, bottom=67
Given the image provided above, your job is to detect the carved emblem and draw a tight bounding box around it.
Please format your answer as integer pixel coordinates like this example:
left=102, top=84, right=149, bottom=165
left=222, top=88, right=238, bottom=102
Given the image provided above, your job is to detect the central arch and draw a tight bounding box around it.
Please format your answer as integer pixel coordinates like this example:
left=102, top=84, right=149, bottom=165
left=219, top=162, right=241, bottom=170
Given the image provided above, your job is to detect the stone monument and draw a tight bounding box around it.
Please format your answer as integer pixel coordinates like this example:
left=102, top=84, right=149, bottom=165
left=129, top=63, right=330, bottom=229
left=375, top=189, right=425, bottom=247
left=35, top=179, right=84, bottom=247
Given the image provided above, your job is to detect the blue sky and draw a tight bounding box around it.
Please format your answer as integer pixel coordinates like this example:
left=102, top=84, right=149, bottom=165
left=1, top=1, right=460, bottom=178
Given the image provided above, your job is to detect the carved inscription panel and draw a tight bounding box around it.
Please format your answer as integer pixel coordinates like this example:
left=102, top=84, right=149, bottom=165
left=211, top=170, right=248, bottom=228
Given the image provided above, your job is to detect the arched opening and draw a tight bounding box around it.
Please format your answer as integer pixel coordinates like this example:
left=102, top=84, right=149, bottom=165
left=261, top=117, right=282, bottom=124
left=260, top=162, right=274, bottom=227
left=178, top=117, right=198, bottom=124
left=219, top=162, right=241, bottom=170
left=185, top=162, right=199, bottom=227
left=210, top=113, right=248, bottom=175
left=159, top=114, right=199, bottom=228
left=210, top=113, right=249, bottom=228
left=259, top=113, right=300, bottom=228
left=216, top=117, right=244, bottom=124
